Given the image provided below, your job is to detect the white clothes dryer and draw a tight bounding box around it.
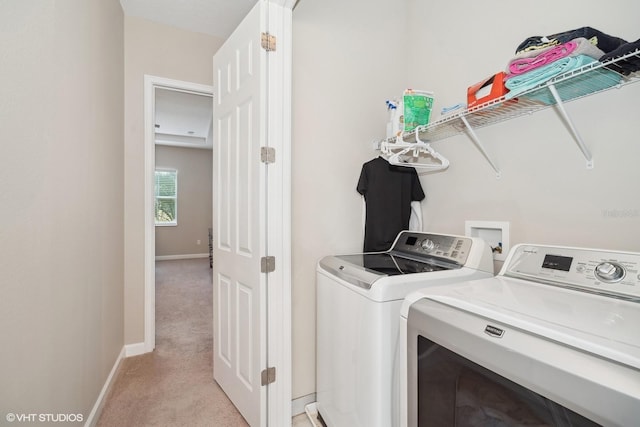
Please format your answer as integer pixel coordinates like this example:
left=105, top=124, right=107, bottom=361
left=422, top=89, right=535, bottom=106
left=401, top=243, right=640, bottom=427
left=316, top=231, right=494, bottom=427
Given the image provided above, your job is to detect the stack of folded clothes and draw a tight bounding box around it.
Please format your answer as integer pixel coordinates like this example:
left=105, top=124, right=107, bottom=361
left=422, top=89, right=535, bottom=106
left=600, top=38, right=640, bottom=75
left=502, top=26, right=637, bottom=104
left=514, top=26, right=627, bottom=56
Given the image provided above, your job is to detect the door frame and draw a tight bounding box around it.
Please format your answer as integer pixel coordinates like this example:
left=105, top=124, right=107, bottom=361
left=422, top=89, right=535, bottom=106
left=263, top=1, right=294, bottom=424
left=143, top=75, right=214, bottom=353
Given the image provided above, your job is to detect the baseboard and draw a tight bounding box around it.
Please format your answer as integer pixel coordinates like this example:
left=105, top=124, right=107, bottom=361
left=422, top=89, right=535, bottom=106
left=124, top=342, right=147, bottom=357
left=155, top=253, right=209, bottom=261
left=84, top=346, right=125, bottom=427
left=292, top=393, right=316, bottom=416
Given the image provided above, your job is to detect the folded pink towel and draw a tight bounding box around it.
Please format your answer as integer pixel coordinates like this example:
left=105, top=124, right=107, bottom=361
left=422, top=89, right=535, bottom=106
left=506, top=38, right=605, bottom=78
left=508, top=41, right=577, bottom=75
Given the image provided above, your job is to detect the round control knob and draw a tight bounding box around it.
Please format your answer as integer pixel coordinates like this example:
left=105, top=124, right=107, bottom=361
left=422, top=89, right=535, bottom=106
left=595, top=262, right=625, bottom=283
left=421, top=239, right=435, bottom=252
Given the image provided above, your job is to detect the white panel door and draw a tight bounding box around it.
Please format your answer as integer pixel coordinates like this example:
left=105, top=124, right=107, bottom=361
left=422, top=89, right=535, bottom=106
left=213, top=1, right=293, bottom=425
left=213, top=2, right=268, bottom=426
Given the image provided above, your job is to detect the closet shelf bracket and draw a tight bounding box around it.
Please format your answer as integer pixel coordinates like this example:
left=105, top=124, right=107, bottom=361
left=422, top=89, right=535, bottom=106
left=547, top=83, right=594, bottom=169
left=460, top=116, right=501, bottom=179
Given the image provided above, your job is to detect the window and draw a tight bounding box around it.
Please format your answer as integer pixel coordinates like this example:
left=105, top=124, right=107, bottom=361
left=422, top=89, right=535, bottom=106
left=155, top=169, right=177, bottom=225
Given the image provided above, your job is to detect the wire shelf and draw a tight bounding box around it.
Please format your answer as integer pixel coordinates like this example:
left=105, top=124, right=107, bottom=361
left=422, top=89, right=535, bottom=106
left=377, top=49, right=640, bottom=175
left=381, top=49, right=640, bottom=146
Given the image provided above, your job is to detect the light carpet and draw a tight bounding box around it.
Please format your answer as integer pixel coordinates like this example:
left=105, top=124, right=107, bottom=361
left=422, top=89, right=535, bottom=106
left=97, top=258, right=248, bottom=427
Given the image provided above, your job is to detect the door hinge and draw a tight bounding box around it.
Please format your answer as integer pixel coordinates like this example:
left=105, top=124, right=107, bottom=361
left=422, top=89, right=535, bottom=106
left=261, top=147, right=275, bottom=164
left=261, top=32, right=276, bottom=52
left=261, top=256, right=275, bottom=273
left=261, top=366, right=276, bottom=386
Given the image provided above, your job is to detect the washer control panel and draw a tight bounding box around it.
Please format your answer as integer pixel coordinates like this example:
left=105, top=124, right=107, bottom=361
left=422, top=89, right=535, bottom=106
left=504, top=244, right=640, bottom=300
left=392, top=231, right=474, bottom=265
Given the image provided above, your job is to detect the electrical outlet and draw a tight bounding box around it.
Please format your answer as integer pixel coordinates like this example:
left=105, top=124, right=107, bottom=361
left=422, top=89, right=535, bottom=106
left=197, top=240, right=201, bottom=245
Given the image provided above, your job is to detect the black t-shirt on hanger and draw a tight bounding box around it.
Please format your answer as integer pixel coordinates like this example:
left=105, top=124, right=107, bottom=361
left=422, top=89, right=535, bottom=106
left=357, top=157, right=425, bottom=252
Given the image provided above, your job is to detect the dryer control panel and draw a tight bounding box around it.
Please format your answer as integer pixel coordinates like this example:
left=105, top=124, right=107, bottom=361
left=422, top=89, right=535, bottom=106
left=392, top=231, right=474, bottom=266
left=503, top=244, right=640, bottom=301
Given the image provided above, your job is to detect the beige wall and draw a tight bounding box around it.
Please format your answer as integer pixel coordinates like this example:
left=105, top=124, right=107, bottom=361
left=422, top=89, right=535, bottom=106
left=0, top=0, right=124, bottom=419
left=123, top=17, right=223, bottom=344
left=405, top=0, right=640, bottom=258
left=291, top=0, right=409, bottom=399
left=291, top=0, right=640, bottom=400
left=155, top=145, right=213, bottom=257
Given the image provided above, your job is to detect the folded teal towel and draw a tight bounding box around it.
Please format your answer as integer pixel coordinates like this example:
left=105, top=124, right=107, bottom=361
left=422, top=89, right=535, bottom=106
left=523, top=66, right=622, bottom=105
left=504, top=54, right=596, bottom=99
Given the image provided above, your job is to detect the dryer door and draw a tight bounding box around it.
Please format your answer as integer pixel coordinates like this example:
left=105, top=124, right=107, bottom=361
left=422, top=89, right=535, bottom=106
left=405, top=296, right=640, bottom=427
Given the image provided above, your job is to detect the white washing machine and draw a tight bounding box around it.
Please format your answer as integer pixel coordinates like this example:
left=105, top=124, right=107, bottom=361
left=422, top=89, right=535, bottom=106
left=316, top=231, right=494, bottom=427
left=400, top=243, right=640, bottom=427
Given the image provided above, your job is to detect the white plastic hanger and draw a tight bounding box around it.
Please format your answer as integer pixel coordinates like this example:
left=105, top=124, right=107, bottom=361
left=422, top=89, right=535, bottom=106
left=381, top=126, right=450, bottom=171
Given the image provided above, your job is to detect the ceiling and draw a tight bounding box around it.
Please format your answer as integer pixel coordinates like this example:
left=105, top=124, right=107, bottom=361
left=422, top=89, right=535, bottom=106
left=119, top=0, right=259, bottom=39
left=154, top=88, right=213, bottom=150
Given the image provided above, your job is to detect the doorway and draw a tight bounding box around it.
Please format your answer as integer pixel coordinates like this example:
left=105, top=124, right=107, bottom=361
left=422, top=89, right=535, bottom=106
left=143, top=76, right=214, bottom=352
left=154, top=87, right=214, bottom=261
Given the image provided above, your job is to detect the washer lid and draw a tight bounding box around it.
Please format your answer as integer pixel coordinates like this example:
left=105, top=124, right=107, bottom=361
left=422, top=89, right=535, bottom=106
left=409, top=276, right=640, bottom=369
left=319, top=252, right=454, bottom=290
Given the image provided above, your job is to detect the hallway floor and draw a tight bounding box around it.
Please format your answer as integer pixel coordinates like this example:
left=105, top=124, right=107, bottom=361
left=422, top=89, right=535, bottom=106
left=97, top=258, right=248, bottom=426
left=97, top=258, right=314, bottom=426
